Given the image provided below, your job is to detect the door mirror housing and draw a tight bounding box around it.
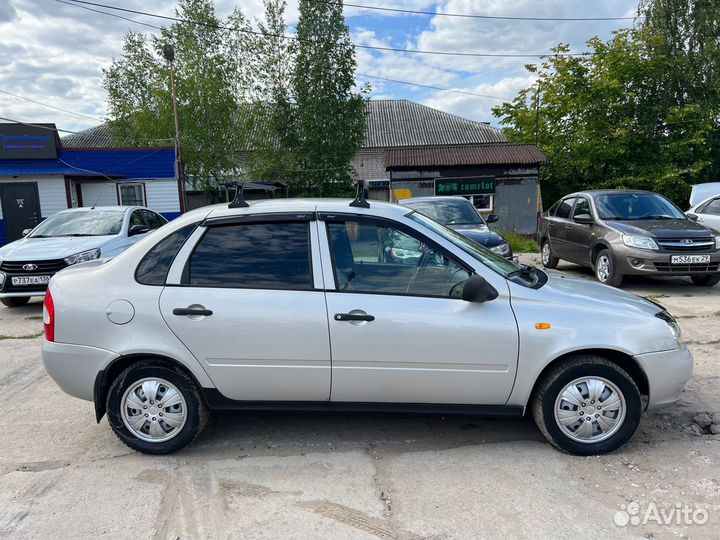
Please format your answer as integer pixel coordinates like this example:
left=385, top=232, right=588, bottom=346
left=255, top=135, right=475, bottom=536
left=129, top=224, right=150, bottom=236
left=574, top=213, right=593, bottom=224
left=21, top=228, right=33, bottom=237
left=486, top=214, right=499, bottom=224
left=687, top=213, right=698, bottom=221
left=462, top=274, right=499, bottom=303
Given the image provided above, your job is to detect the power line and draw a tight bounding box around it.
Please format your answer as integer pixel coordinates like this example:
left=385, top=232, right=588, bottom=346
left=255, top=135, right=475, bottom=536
left=59, top=0, right=593, bottom=59
left=309, top=0, right=636, bottom=22
left=0, top=116, right=79, bottom=134
left=54, top=0, right=162, bottom=30
left=0, top=88, right=104, bottom=122
left=356, top=73, right=513, bottom=101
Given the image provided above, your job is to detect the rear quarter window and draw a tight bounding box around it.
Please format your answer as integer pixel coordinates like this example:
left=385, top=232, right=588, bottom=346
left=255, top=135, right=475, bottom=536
left=135, top=224, right=197, bottom=285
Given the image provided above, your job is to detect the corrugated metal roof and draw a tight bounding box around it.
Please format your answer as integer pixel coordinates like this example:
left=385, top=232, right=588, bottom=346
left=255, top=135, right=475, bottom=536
left=0, top=148, right=176, bottom=179
left=385, top=144, right=546, bottom=168
left=62, top=100, right=506, bottom=150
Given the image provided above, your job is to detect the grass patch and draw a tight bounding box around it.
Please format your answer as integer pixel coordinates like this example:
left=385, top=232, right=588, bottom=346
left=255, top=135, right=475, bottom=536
left=24, top=315, right=43, bottom=321
left=500, top=231, right=538, bottom=253
left=644, top=294, right=670, bottom=303
left=714, top=311, right=720, bottom=317
left=677, top=315, right=698, bottom=319
left=0, top=330, right=44, bottom=341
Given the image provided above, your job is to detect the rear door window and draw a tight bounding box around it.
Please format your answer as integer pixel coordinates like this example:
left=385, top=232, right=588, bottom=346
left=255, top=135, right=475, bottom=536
left=136, top=224, right=197, bottom=285
left=186, top=222, right=312, bottom=289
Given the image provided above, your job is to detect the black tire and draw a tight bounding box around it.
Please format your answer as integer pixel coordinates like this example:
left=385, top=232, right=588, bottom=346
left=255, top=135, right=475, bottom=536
left=531, top=355, right=642, bottom=455
left=594, top=248, right=623, bottom=287
left=106, top=360, right=208, bottom=454
left=1, top=297, right=30, bottom=308
left=541, top=240, right=559, bottom=269
left=691, top=274, right=720, bottom=287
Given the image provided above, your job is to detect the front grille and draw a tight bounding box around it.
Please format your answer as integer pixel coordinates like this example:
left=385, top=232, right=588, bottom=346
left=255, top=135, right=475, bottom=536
left=0, top=259, right=68, bottom=273
left=656, top=238, right=715, bottom=252
left=654, top=262, right=720, bottom=273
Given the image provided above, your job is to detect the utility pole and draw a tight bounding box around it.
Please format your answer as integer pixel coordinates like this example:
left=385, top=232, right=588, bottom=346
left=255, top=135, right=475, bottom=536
left=162, top=44, right=186, bottom=213
left=534, top=76, right=541, bottom=146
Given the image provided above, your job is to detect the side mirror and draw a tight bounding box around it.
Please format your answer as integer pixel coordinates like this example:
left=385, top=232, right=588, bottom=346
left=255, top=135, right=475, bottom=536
left=486, top=214, right=499, bottom=224
left=462, top=274, right=499, bottom=303
left=574, top=213, right=593, bottom=224
left=129, top=224, right=149, bottom=236
left=687, top=213, right=698, bottom=221
left=21, top=228, right=33, bottom=237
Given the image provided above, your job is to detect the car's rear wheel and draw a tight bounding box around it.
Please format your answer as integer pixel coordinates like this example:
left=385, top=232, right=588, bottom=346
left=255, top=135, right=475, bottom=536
left=594, top=249, right=623, bottom=287
left=541, top=240, right=559, bottom=269
left=691, top=274, right=720, bottom=287
left=1, top=297, right=30, bottom=308
left=532, top=355, right=642, bottom=455
left=106, top=360, right=208, bottom=454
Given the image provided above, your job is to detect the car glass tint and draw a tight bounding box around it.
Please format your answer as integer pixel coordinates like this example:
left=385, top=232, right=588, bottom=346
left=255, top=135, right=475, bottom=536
left=548, top=201, right=561, bottom=216
left=555, top=198, right=575, bottom=219
left=28, top=210, right=124, bottom=237
left=188, top=222, right=312, bottom=289
left=142, top=210, right=166, bottom=229
left=404, top=199, right=484, bottom=226
left=135, top=224, right=196, bottom=285
left=130, top=211, right=145, bottom=228
left=595, top=193, right=685, bottom=220
left=327, top=221, right=470, bottom=298
left=700, top=198, right=720, bottom=216
left=573, top=198, right=591, bottom=218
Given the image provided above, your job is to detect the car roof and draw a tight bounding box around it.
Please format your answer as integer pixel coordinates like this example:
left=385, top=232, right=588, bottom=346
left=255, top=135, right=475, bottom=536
left=565, top=189, right=655, bottom=198
left=200, top=198, right=411, bottom=221
left=398, top=196, right=470, bottom=204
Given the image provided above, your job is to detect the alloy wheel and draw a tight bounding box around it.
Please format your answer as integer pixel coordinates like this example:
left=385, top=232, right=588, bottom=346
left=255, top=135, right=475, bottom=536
left=596, top=255, right=611, bottom=282
left=542, top=243, right=551, bottom=265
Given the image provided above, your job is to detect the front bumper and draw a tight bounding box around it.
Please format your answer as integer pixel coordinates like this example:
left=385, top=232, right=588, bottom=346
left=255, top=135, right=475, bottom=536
left=612, top=245, right=720, bottom=276
left=42, top=341, right=120, bottom=401
left=634, top=346, right=693, bottom=410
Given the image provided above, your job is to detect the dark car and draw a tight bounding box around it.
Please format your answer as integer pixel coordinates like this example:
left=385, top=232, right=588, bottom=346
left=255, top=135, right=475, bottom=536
left=399, top=196, right=513, bottom=259
left=538, top=190, right=720, bottom=287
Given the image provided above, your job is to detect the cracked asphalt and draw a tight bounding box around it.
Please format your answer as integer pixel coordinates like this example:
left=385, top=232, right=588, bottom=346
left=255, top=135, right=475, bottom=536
left=1, top=257, right=719, bottom=540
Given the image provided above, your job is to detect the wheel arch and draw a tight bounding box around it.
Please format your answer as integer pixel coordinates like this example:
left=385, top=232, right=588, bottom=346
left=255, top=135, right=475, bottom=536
left=93, top=353, right=207, bottom=423
left=527, top=348, right=649, bottom=411
left=590, top=242, right=612, bottom=265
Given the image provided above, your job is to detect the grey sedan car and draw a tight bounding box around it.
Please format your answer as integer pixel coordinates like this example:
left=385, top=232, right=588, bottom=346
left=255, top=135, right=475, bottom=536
left=538, top=190, right=720, bottom=287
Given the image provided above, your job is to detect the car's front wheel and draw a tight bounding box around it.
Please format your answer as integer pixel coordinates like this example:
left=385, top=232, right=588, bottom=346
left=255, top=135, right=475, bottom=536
left=532, top=355, right=642, bottom=455
left=691, top=274, right=720, bottom=287
left=541, top=240, right=559, bottom=269
left=107, top=360, right=208, bottom=454
left=1, top=297, right=30, bottom=308
left=594, top=249, right=623, bottom=287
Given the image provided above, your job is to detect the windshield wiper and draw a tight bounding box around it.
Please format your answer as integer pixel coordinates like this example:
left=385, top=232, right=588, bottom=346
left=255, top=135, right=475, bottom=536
left=59, top=233, right=98, bottom=237
left=644, top=215, right=677, bottom=220
left=507, top=264, right=536, bottom=278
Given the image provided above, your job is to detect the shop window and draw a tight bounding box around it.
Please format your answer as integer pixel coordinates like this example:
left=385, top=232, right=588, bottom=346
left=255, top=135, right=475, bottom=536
left=469, top=194, right=494, bottom=212
left=118, top=183, right=145, bottom=206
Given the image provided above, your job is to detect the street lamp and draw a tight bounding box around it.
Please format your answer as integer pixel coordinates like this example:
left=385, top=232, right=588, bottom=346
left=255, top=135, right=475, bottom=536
left=163, top=43, right=186, bottom=213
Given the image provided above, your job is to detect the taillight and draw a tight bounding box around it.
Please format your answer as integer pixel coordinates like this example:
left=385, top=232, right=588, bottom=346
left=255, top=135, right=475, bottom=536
left=43, top=289, right=55, bottom=342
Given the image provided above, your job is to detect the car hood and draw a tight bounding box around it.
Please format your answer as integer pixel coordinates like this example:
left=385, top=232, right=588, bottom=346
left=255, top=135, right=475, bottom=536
left=0, top=236, right=116, bottom=261
left=450, top=225, right=505, bottom=247
left=541, top=272, right=661, bottom=317
left=606, top=219, right=713, bottom=238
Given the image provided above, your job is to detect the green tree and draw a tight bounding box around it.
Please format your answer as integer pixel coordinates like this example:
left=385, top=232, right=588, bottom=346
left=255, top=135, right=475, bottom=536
left=103, top=0, right=253, bottom=190
left=291, top=0, right=369, bottom=196
left=493, top=0, right=720, bottom=208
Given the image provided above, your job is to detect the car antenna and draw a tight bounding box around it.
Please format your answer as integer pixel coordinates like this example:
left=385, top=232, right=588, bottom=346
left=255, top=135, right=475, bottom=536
left=349, top=179, right=370, bottom=209
left=228, top=183, right=249, bottom=208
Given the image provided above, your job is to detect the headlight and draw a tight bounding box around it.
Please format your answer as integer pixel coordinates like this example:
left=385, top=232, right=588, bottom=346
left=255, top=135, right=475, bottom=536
left=656, top=310, right=682, bottom=343
left=0, top=272, right=5, bottom=286
left=622, top=235, right=658, bottom=250
left=390, top=247, right=419, bottom=260
left=715, top=235, right=720, bottom=250
left=64, top=248, right=101, bottom=265
left=490, top=242, right=510, bottom=255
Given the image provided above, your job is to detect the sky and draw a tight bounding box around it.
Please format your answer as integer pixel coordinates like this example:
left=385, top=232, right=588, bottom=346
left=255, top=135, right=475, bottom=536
left=0, top=0, right=640, bottom=134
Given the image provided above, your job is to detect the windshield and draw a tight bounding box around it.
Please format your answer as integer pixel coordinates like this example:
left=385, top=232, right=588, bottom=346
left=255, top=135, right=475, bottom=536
left=29, top=210, right=125, bottom=237
left=404, top=199, right=485, bottom=226
left=595, top=193, right=686, bottom=220
left=408, top=211, right=524, bottom=279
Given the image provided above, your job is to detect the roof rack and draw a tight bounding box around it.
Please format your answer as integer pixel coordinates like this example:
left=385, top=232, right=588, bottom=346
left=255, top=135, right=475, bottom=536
left=228, top=184, right=250, bottom=208
left=349, top=179, right=370, bottom=209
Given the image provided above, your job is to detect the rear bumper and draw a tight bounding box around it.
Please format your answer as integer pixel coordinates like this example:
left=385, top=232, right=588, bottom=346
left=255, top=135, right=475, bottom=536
left=42, top=341, right=120, bottom=401
left=634, top=346, right=693, bottom=410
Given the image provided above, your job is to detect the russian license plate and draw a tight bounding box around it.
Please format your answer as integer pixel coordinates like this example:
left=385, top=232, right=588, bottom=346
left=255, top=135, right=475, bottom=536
left=671, top=255, right=711, bottom=264
left=11, top=275, right=51, bottom=286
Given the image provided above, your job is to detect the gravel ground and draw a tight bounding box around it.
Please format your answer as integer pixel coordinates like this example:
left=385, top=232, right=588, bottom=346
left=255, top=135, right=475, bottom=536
left=0, top=258, right=718, bottom=540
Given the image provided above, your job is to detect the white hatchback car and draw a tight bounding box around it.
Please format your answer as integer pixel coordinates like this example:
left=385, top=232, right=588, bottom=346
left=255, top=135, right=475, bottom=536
left=0, top=206, right=167, bottom=307
left=41, top=197, right=693, bottom=455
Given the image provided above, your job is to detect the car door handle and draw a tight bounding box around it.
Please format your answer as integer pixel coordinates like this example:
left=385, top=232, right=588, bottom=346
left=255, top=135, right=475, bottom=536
left=173, top=307, right=213, bottom=317
left=334, top=312, right=375, bottom=322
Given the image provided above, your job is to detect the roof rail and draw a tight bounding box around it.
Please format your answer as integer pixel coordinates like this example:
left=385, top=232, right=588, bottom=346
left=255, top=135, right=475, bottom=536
left=349, top=180, right=370, bottom=209
left=228, top=184, right=250, bottom=208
